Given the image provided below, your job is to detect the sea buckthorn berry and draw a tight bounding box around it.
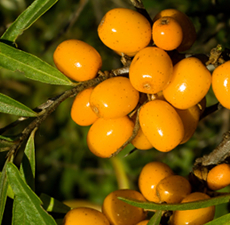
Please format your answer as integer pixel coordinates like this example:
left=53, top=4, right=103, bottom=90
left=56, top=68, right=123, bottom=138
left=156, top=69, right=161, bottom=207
left=129, top=47, right=173, bottom=94
left=131, top=126, right=153, bottom=150
left=175, top=104, right=200, bottom=144
left=89, top=76, right=139, bottom=119
left=212, top=61, right=230, bottom=109
left=98, top=8, right=151, bottom=56
left=156, top=175, right=192, bottom=204
left=152, top=16, right=183, bottom=51
left=139, top=100, right=184, bottom=152
left=102, top=189, right=147, bottom=225
left=207, top=163, right=230, bottom=190
left=53, top=39, right=102, bottom=82
left=163, top=57, right=212, bottom=109
left=153, top=9, right=196, bottom=52
left=71, top=87, right=98, bottom=126
left=138, top=161, right=174, bottom=202
left=171, top=192, right=215, bottom=225
left=87, top=116, right=134, bottom=158
left=63, top=207, right=110, bottom=225
left=136, top=220, right=150, bottom=225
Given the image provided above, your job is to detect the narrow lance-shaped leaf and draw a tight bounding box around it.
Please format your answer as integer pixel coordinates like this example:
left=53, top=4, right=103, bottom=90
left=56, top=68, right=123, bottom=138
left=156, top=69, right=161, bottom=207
left=118, top=195, right=230, bottom=211
left=0, top=135, right=18, bottom=151
left=147, top=210, right=162, bottom=225
left=1, top=0, right=58, bottom=42
left=20, top=128, right=37, bottom=191
left=0, top=93, right=37, bottom=117
left=7, top=162, right=57, bottom=225
left=205, top=213, right=230, bottom=225
left=0, top=42, right=73, bottom=86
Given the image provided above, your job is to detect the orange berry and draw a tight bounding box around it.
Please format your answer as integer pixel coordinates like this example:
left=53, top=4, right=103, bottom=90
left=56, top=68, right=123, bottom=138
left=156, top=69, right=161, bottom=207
left=138, top=161, right=174, bottom=202
left=129, top=47, right=173, bottom=94
left=136, top=220, right=150, bottom=225
left=153, top=9, right=196, bottom=52
left=163, top=57, right=211, bottom=109
left=102, top=189, right=147, bottom=225
left=71, top=87, right=98, bottom=126
left=87, top=116, right=134, bottom=158
left=156, top=175, right=192, bottom=203
left=98, top=8, right=151, bottom=56
left=139, top=100, right=184, bottom=152
left=152, top=16, right=183, bottom=51
left=207, top=163, right=230, bottom=190
left=89, top=76, right=139, bottom=119
left=131, top=126, right=153, bottom=150
left=63, top=207, right=110, bottom=225
left=171, top=192, right=215, bottom=225
left=175, top=104, right=200, bottom=144
left=53, top=39, right=102, bottom=82
left=212, top=60, right=230, bottom=109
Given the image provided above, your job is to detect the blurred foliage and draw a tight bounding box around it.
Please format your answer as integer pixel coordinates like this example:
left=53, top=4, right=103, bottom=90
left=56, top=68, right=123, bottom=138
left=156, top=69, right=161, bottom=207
left=0, top=0, right=230, bottom=223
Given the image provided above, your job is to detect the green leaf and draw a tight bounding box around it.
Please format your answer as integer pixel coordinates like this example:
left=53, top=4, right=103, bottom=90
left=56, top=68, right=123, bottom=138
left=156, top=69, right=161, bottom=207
left=0, top=160, right=10, bottom=224
left=118, top=194, right=230, bottom=211
left=147, top=210, right=162, bottom=225
left=0, top=93, right=37, bottom=117
left=0, top=135, right=18, bottom=151
left=40, top=193, right=70, bottom=214
left=1, top=0, right=58, bottom=42
left=0, top=42, right=73, bottom=86
left=20, top=128, right=37, bottom=191
left=205, top=213, right=230, bottom=225
left=7, top=162, right=57, bottom=225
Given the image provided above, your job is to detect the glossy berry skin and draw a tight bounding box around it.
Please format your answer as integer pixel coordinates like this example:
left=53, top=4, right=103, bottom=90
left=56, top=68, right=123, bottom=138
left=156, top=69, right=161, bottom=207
left=63, top=207, right=110, bottom=225
left=71, top=87, right=98, bottom=126
left=207, top=163, right=230, bottom=190
left=163, top=57, right=211, bottom=109
left=171, top=192, right=215, bottom=225
left=87, top=116, right=134, bottom=158
left=102, top=189, right=147, bottom=225
left=138, top=161, right=174, bottom=202
left=89, top=76, right=139, bottom=119
left=139, top=100, right=184, bottom=152
left=212, top=61, right=230, bottom=109
left=53, top=39, right=102, bottom=81
left=153, top=9, right=196, bottom=52
left=98, top=8, right=151, bottom=56
left=156, top=175, right=192, bottom=203
left=129, top=47, right=173, bottom=94
left=152, top=16, right=183, bottom=51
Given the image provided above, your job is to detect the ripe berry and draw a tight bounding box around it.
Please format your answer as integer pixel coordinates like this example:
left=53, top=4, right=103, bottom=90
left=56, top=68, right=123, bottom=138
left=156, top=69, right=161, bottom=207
left=71, top=87, right=98, bottom=126
left=63, top=207, right=110, bottom=225
left=152, top=16, right=183, bottom=51
left=87, top=116, right=134, bottom=158
left=53, top=39, right=102, bottom=82
left=138, top=161, right=174, bottom=202
left=102, top=189, right=147, bottom=225
left=156, top=175, right=192, bottom=203
left=98, top=8, right=151, bottom=56
left=136, top=220, right=150, bottom=225
left=171, top=192, right=215, bottom=225
left=129, top=47, right=173, bottom=94
left=212, top=60, right=230, bottom=109
left=207, top=163, right=230, bottom=190
left=153, top=9, right=196, bottom=52
left=139, top=100, right=184, bottom=152
left=163, top=57, right=211, bottom=109
left=89, top=76, right=139, bottom=119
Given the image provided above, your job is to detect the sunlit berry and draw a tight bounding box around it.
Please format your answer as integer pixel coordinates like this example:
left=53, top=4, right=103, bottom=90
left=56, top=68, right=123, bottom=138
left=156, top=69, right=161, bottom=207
left=89, top=76, right=139, bottom=119
left=129, top=47, right=173, bottom=94
left=53, top=39, right=102, bottom=81
left=98, top=8, right=151, bottom=56
left=163, top=57, right=211, bottom=109
left=152, top=16, right=183, bottom=51
left=87, top=116, right=134, bottom=158
left=139, top=100, right=184, bottom=152
left=102, top=189, right=147, bottom=225
left=138, top=161, right=174, bottom=202
left=71, top=87, right=98, bottom=126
